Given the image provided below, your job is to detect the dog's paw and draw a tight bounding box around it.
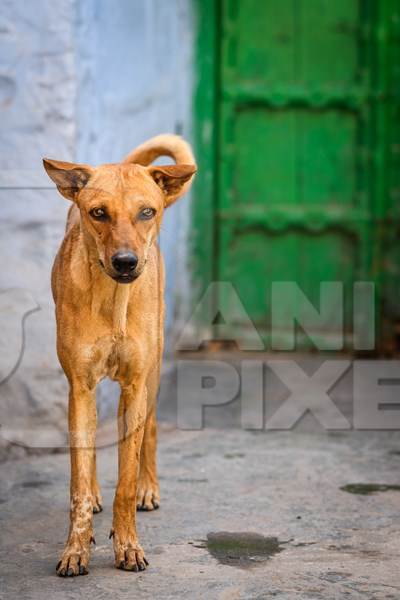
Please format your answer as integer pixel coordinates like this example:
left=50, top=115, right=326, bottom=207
left=56, top=534, right=92, bottom=577
left=112, top=532, right=148, bottom=572
left=92, top=494, right=103, bottom=514
left=136, top=482, right=160, bottom=511
left=92, top=482, right=103, bottom=514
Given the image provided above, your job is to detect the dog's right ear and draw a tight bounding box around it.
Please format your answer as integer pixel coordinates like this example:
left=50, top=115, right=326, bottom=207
left=43, top=159, right=94, bottom=201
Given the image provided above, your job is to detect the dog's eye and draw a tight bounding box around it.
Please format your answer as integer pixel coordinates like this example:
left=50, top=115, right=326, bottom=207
left=139, top=207, right=156, bottom=220
left=89, top=207, right=108, bottom=221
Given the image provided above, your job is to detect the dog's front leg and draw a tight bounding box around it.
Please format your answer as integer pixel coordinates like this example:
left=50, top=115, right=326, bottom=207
left=111, top=381, right=148, bottom=572
left=56, top=381, right=97, bottom=577
left=137, top=407, right=160, bottom=511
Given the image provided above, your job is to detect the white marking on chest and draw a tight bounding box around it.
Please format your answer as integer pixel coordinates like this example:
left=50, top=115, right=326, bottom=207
left=113, top=283, right=130, bottom=335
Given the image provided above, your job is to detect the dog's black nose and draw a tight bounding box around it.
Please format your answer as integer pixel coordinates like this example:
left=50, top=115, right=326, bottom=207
left=112, top=251, right=138, bottom=274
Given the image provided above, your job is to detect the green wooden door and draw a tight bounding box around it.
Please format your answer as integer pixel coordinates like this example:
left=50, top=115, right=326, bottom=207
left=193, top=0, right=400, bottom=351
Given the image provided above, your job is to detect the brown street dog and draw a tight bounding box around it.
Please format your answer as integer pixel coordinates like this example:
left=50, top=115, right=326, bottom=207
left=42, top=135, right=196, bottom=577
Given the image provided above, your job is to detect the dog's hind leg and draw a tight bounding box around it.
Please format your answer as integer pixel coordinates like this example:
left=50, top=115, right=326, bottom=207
left=136, top=367, right=160, bottom=511
left=136, top=406, right=160, bottom=511
left=91, top=448, right=103, bottom=513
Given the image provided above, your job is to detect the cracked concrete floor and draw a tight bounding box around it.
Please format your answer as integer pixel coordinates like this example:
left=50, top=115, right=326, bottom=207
left=1, top=425, right=400, bottom=599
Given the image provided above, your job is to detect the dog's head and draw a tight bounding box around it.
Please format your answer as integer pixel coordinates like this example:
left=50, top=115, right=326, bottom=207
left=42, top=159, right=196, bottom=283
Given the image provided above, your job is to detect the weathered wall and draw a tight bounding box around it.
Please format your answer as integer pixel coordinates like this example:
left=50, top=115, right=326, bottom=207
left=0, top=0, right=194, bottom=458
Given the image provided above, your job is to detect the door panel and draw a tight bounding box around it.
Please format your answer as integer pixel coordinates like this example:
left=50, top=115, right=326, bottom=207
left=225, top=230, right=355, bottom=328
left=233, top=0, right=360, bottom=87
left=216, top=0, right=377, bottom=348
left=232, top=108, right=358, bottom=207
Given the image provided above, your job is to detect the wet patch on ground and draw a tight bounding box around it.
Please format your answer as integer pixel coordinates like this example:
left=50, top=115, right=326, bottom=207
left=319, top=571, right=352, bottom=583
left=327, top=544, right=382, bottom=558
left=340, top=483, right=400, bottom=495
left=205, top=532, right=284, bottom=568
left=177, top=477, right=208, bottom=483
left=183, top=452, right=204, bottom=459
left=224, top=452, right=245, bottom=459
left=17, top=480, right=51, bottom=489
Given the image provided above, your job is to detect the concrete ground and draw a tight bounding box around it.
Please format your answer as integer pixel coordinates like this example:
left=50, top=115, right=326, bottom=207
left=1, top=423, right=400, bottom=599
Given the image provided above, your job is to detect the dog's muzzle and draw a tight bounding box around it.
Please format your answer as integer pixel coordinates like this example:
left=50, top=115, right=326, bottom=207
left=99, top=252, right=140, bottom=284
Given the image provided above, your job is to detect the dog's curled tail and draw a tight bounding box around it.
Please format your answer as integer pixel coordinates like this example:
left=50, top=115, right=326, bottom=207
left=123, top=134, right=196, bottom=199
left=123, top=133, right=195, bottom=167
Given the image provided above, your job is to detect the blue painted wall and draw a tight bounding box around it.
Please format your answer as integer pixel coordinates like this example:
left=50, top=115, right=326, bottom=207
left=0, top=0, right=194, bottom=456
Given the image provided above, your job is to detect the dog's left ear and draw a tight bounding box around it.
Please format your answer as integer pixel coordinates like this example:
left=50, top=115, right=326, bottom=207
left=148, top=164, right=196, bottom=207
left=43, top=158, right=94, bottom=201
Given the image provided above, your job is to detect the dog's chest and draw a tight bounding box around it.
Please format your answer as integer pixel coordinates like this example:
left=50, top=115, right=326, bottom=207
left=80, top=332, right=149, bottom=385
